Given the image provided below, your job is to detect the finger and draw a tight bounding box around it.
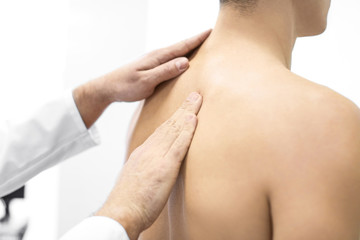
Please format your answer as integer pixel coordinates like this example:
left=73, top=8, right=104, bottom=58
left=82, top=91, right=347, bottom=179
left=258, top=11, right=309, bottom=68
left=167, top=92, right=203, bottom=122
left=141, top=29, right=212, bottom=69
left=164, top=114, right=198, bottom=165
left=141, top=92, right=203, bottom=154
left=144, top=57, right=189, bottom=85
left=146, top=92, right=202, bottom=147
left=154, top=92, right=202, bottom=147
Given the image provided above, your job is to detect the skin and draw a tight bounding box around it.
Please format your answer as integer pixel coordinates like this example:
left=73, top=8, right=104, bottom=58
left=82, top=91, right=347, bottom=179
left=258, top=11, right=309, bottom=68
left=96, top=92, right=202, bottom=240
left=73, top=29, right=211, bottom=128
left=128, top=1, right=360, bottom=240
left=74, top=30, right=211, bottom=238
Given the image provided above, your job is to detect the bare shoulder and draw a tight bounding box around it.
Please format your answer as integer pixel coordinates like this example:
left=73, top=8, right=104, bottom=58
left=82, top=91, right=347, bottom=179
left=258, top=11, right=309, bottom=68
left=289, top=72, right=360, bottom=148
left=207, top=68, right=360, bottom=148
left=268, top=72, right=360, bottom=240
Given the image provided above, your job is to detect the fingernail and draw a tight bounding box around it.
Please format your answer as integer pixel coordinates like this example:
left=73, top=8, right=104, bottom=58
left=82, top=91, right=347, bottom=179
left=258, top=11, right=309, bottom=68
left=187, top=92, right=200, bottom=102
left=176, top=59, right=189, bottom=71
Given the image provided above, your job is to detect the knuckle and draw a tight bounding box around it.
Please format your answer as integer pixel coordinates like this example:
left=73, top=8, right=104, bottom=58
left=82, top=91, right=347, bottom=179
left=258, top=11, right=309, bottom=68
left=131, top=70, right=143, bottom=83
left=164, top=118, right=182, bottom=134
left=186, top=113, right=196, bottom=121
left=179, top=103, right=188, bottom=111
left=180, top=99, right=192, bottom=111
left=162, top=63, right=175, bottom=75
left=181, top=39, right=192, bottom=52
left=155, top=48, right=172, bottom=62
left=164, top=118, right=176, bottom=127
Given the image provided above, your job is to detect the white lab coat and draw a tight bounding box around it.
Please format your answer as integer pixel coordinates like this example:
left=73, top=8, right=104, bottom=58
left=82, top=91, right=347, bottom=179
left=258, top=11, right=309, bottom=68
left=0, top=91, right=129, bottom=240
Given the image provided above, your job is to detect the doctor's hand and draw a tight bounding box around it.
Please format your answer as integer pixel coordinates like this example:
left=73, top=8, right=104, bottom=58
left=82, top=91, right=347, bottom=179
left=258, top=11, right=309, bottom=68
left=95, top=92, right=203, bottom=240
left=73, top=29, right=211, bottom=128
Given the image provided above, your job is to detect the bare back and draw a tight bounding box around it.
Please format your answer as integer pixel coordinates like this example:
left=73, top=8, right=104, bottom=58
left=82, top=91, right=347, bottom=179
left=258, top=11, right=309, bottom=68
left=127, top=44, right=360, bottom=240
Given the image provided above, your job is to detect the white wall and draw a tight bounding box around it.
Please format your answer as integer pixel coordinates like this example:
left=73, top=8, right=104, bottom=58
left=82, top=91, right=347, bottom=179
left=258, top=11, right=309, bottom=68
left=0, top=1, right=69, bottom=239
left=292, top=0, right=360, bottom=105
left=58, top=0, right=147, bottom=237
left=0, top=1, right=148, bottom=239
left=146, top=0, right=219, bottom=50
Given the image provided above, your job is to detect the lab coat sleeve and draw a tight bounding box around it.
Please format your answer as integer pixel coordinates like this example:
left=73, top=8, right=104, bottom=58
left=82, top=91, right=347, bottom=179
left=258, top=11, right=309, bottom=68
left=0, top=91, right=100, bottom=197
left=60, top=216, right=130, bottom=240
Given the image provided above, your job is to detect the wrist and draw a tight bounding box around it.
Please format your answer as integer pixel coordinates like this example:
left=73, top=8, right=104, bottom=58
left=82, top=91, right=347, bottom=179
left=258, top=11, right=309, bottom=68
left=87, top=77, right=115, bottom=106
left=73, top=78, right=113, bottom=128
left=101, top=67, right=129, bottom=102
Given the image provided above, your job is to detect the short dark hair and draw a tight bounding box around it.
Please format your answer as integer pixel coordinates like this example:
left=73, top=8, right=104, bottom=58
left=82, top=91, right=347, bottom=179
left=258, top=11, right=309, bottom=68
left=220, top=0, right=258, bottom=12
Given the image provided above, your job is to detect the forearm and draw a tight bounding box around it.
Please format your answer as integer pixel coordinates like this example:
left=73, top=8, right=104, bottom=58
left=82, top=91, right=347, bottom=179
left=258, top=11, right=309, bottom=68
left=73, top=77, right=113, bottom=129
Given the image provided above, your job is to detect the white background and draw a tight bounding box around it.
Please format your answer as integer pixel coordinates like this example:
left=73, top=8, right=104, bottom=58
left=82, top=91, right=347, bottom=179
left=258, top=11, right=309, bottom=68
left=0, top=0, right=359, bottom=239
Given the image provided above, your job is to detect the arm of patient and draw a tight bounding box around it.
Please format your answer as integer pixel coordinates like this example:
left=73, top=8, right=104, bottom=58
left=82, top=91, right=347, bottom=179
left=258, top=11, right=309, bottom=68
left=271, top=101, right=360, bottom=240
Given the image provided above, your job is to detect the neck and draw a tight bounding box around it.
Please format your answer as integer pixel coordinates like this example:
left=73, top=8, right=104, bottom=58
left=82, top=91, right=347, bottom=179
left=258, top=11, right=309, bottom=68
left=202, top=4, right=297, bottom=70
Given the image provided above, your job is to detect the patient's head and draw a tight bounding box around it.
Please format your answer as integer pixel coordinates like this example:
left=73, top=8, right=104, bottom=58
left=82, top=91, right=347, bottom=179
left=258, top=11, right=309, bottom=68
left=219, top=0, right=331, bottom=37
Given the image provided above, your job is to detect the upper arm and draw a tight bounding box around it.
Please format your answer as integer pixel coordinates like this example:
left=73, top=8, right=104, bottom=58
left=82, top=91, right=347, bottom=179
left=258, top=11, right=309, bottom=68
left=270, top=99, right=360, bottom=240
